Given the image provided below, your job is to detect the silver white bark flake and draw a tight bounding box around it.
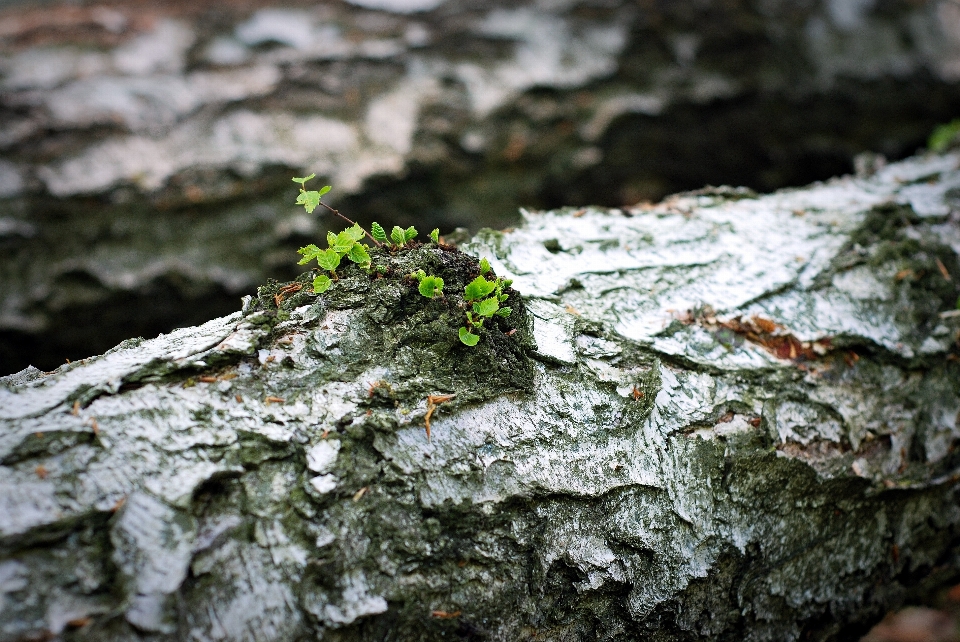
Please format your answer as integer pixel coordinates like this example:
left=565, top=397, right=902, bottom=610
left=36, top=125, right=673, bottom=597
left=1, top=151, right=959, bottom=640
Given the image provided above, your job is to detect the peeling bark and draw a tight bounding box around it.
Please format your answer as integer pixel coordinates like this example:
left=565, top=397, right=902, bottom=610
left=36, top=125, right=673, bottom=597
left=1, top=151, right=959, bottom=641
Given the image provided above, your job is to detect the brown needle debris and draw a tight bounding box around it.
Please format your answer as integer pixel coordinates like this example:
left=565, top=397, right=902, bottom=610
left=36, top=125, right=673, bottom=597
left=424, top=394, right=456, bottom=440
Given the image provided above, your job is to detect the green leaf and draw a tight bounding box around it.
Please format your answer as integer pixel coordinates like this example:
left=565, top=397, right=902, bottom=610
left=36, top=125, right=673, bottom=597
left=345, top=223, right=365, bottom=242
left=312, top=274, right=331, bottom=293
left=430, top=228, right=440, bottom=243
left=332, top=230, right=356, bottom=254
left=929, top=119, right=960, bottom=153
left=292, top=173, right=316, bottom=186
left=326, top=231, right=337, bottom=246
left=371, top=222, right=387, bottom=243
left=464, top=276, right=496, bottom=301
left=473, top=297, right=499, bottom=317
left=316, top=249, right=341, bottom=272
left=316, top=185, right=331, bottom=199
left=347, top=243, right=371, bottom=267
left=412, top=269, right=426, bottom=280
left=418, top=275, right=444, bottom=298
left=391, top=226, right=406, bottom=246
left=495, top=307, right=512, bottom=317
left=459, top=327, right=480, bottom=346
left=297, top=244, right=322, bottom=265
left=479, top=258, right=491, bottom=274
left=404, top=226, right=418, bottom=243
left=296, top=191, right=321, bottom=213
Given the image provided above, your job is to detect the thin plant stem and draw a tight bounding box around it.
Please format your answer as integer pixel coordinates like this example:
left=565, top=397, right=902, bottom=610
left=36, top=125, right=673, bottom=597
left=320, top=202, right=383, bottom=248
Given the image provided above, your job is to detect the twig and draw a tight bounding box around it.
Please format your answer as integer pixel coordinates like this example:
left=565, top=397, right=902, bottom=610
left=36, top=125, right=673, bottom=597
left=319, top=202, right=383, bottom=248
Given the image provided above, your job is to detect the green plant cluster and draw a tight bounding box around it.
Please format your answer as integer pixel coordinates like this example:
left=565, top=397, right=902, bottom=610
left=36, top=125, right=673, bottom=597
left=458, top=258, right=512, bottom=346
left=293, top=175, right=511, bottom=347
left=294, top=175, right=445, bottom=294
left=296, top=223, right=370, bottom=293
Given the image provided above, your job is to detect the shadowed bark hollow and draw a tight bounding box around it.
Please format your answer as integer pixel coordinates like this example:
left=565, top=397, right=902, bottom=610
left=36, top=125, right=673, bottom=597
left=1, top=150, right=959, bottom=641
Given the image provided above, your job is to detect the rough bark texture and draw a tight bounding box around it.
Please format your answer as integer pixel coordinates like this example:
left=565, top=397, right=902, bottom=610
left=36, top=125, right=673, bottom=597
left=2, top=150, right=960, bottom=641
left=2, top=0, right=960, bottom=372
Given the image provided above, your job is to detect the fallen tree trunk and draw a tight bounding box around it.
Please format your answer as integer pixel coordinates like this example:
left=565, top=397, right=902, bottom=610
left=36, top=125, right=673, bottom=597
left=2, top=151, right=960, bottom=641
left=3, top=0, right=960, bottom=372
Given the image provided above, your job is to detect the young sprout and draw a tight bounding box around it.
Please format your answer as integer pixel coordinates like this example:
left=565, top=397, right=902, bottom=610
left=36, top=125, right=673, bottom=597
left=411, top=270, right=444, bottom=298
left=293, top=175, right=382, bottom=248
left=298, top=222, right=371, bottom=293
left=430, top=228, right=440, bottom=244
left=390, top=226, right=418, bottom=248
left=457, top=265, right=512, bottom=345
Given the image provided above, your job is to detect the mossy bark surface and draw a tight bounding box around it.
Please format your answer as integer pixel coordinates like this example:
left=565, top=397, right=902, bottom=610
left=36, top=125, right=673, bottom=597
left=2, top=151, right=960, bottom=641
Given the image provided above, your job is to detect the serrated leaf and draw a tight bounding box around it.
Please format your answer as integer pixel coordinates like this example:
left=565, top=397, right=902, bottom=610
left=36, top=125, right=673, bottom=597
left=296, top=191, right=321, bottom=213
left=347, top=243, right=371, bottom=267
left=404, top=226, right=418, bottom=243
left=371, top=222, right=387, bottom=243
left=391, top=226, right=406, bottom=246
left=459, top=327, right=480, bottom=346
left=316, top=249, right=341, bottom=272
left=292, top=173, right=316, bottom=185
left=464, top=276, right=496, bottom=301
left=418, top=275, right=444, bottom=298
left=332, top=230, right=356, bottom=254
left=479, top=258, right=491, bottom=274
left=473, top=297, right=499, bottom=317
left=430, top=228, right=439, bottom=243
left=495, top=307, right=512, bottom=317
left=326, top=231, right=337, bottom=246
left=297, top=244, right=322, bottom=265
left=498, top=293, right=509, bottom=303
left=312, top=274, right=331, bottom=293
left=345, top=223, right=365, bottom=242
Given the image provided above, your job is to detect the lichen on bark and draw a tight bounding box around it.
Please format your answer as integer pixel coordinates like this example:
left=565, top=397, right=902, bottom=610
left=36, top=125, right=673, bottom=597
left=1, top=151, right=959, bottom=641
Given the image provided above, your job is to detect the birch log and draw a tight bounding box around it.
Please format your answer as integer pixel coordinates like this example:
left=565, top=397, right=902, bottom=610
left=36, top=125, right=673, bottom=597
left=1, top=151, right=960, bottom=641
left=3, top=0, right=960, bottom=372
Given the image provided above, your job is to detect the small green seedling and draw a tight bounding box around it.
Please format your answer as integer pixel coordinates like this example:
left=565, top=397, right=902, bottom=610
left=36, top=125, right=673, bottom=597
left=391, top=225, right=418, bottom=248
left=411, top=269, right=444, bottom=298
left=430, top=228, right=440, bottom=244
left=293, top=175, right=331, bottom=214
left=298, top=222, right=371, bottom=292
left=458, top=268, right=513, bottom=345
left=293, top=176, right=382, bottom=248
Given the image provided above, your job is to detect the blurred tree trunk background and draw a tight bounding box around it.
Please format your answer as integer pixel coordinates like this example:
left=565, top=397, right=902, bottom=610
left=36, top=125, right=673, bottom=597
left=0, top=0, right=959, bottom=372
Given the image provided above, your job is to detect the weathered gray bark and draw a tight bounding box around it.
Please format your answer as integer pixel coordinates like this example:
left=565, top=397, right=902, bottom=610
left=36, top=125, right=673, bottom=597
left=3, top=0, right=960, bottom=371
left=2, top=150, right=959, bottom=641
